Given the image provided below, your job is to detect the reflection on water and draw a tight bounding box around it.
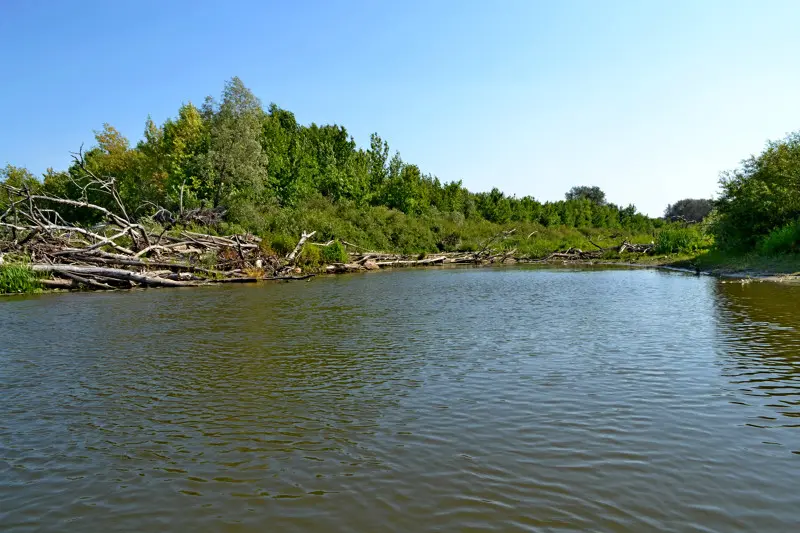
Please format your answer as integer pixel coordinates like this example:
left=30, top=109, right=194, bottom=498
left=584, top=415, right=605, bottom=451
left=1, top=267, right=800, bottom=532
left=714, top=282, right=800, bottom=438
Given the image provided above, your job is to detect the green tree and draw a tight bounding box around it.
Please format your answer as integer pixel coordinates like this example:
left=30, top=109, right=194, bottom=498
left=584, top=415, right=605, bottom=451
left=202, top=77, right=268, bottom=208
left=713, top=132, right=800, bottom=251
left=367, top=133, right=389, bottom=194
left=1, top=165, right=39, bottom=212
left=565, top=185, right=607, bottom=205
left=664, top=198, right=714, bottom=222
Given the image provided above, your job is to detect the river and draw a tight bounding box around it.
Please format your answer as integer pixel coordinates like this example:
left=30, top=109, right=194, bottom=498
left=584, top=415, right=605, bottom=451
left=2, top=266, right=799, bottom=532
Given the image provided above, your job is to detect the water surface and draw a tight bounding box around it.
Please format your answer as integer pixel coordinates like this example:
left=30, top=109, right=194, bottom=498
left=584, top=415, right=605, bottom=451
left=2, top=267, right=800, bottom=532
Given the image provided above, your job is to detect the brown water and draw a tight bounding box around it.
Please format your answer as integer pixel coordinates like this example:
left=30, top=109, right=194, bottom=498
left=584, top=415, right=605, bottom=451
left=2, top=267, right=800, bottom=532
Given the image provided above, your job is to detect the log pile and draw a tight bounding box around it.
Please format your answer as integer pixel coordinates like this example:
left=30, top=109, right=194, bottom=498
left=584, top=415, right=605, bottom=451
left=0, top=161, right=315, bottom=291
left=541, top=239, right=655, bottom=261
left=617, top=240, right=654, bottom=254
left=338, top=231, right=656, bottom=269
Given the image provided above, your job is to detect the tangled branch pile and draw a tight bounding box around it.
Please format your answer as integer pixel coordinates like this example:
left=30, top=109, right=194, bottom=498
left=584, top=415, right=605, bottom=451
left=0, top=155, right=313, bottom=291
left=543, top=239, right=655, bottom=261
left=329, top=228, right=521, bottom=272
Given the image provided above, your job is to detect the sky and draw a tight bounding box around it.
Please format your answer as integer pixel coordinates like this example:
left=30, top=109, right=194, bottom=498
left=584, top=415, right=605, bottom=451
left=2, top=0, right=800, bottom=216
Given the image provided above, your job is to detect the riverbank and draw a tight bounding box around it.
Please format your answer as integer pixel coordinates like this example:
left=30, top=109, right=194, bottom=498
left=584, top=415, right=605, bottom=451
left=3, top=211, right=798, bottom=295
left=5, top=250, right=800, bottom=296
left=666, top=251, right=800, bottom=282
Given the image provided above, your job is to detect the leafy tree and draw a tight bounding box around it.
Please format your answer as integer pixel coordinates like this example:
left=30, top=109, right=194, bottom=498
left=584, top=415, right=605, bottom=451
left=0, top=164, right=38, bottom=190
left=565, top=185, right=606, bottom=205
left=367, top=133, right=389, bottom=193
left=202, top=77, right=268, bottom=208
left=713, top=132, right=800, bottom=251
left=664, top=198, right=714, bottom=222
left=476, top=188, right=512, bottom=223
left=138, top=103, right=208, bottom=210
left=1, top=165, right=39, bottom=213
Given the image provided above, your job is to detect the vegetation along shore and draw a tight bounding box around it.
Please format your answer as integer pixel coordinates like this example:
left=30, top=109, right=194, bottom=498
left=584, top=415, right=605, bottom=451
left=2, top=77, right=800, bottom=294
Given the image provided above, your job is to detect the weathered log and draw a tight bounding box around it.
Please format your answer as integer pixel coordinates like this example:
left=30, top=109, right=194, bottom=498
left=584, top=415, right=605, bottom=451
left=375, top=256, right=446, bottom=268
left=325, top=263, right=365, bottom=273
left=264, top=274, right=316, bottom=281
left=62, top=253, right=223, bottom=276
left=57, top=271, right=116, bottom=290
left=39, top=278, right=74, bottom=289
left=31, top=264, right=200, bottom=287
left=207, top=277, right=260, bottom=284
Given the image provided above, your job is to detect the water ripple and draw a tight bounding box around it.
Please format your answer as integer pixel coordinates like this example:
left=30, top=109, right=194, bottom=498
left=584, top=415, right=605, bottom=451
left=1, top=267, right=800, bottom=532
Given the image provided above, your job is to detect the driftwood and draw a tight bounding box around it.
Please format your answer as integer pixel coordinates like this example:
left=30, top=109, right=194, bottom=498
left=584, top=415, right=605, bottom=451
left=375, top=256, right=446, bottom=267
left=325, top=263, right=365, bottom=273
left=618, top=240, right=654, bottom=254
left=0, top=151, right=319, bottom=290
left=30, top=264, right=200, bottom=287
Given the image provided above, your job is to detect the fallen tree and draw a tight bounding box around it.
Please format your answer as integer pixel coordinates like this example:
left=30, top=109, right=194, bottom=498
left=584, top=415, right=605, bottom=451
left=0, top=151, right=317, bottom=292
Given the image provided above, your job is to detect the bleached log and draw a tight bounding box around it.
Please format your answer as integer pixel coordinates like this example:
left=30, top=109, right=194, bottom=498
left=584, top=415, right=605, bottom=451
left=31, top=264, right=200, bottom=287
left=285, top=231, right=316, bottom=265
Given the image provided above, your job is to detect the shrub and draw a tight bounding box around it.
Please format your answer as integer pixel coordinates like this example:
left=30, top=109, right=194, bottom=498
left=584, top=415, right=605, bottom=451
left=321, top=240, right=348, bottom=264
left=437, top=231, right=461, bottom=251
left=653, top=226, right=705, bottom=254
left=298, top=245, right=322, bottom=266
left=270, top=234, right=296, bottom=256
left=758, top=219, right=800, bottom=255
left=0, top=264, right=40, bottom=294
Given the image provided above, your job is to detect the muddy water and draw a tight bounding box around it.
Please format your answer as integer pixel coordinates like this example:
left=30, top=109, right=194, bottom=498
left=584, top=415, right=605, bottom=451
left=2, top=267, right=799, bottom=532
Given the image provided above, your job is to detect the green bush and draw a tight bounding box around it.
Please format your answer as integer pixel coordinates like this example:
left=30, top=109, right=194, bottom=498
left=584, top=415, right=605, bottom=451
left=298, top=245, right=322, bottom=266
left=758, top=219, right=800, bottom=255
left=321, top=240, right=348, bottom=263
left=712, top=132, right=800, bottom=252
left=653, top=226, right=705, bottom=254
left=0, top=264, right=40, bottom=294
left=270, top=234, right=296, bottom=256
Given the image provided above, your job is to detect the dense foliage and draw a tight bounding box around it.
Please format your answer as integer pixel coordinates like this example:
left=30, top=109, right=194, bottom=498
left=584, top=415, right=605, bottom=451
left=2, top=78, right=668, bottom=255
left=664, top=199, right=714, bottom=222
left=712, top=132, right=800, bottom=253
left=565, top=186, right=607, bottom=205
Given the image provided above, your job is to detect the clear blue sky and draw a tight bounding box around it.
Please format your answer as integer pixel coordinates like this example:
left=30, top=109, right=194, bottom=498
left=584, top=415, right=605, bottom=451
left=2, top=0, right=799, bottom=216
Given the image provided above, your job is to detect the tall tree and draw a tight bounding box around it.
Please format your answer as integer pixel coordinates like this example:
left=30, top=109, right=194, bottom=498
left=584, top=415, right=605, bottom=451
left=203, top=77, right=268, bottom=208
left=367, top=133, right=389, bottom=192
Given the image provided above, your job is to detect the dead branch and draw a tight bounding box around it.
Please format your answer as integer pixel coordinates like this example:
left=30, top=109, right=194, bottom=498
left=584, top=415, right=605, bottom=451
left=285, top=231, right=316, bottom=265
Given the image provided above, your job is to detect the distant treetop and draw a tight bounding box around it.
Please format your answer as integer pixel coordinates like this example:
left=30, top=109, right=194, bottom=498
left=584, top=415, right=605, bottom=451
left=565, top=186, right=606, bottom=205
left=664, top=198, right=713, bottom=222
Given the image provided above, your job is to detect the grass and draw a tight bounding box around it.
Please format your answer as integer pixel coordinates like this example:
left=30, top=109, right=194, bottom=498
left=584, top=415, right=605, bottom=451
left=0, top=264, right=41, bottom=294
left=674, top=250, right=800, bottom=276
left=653, top=226, right=708, bottom=255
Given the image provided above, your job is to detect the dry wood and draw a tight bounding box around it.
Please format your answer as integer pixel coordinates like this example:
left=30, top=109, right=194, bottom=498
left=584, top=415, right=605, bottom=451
left=58, top=270, right=116, bottom=290
left=31, top=265, right=200, bottom=287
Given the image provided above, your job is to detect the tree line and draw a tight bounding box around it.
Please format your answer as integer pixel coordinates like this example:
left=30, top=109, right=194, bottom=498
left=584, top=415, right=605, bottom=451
left=1, top=77, right=661, bottom=243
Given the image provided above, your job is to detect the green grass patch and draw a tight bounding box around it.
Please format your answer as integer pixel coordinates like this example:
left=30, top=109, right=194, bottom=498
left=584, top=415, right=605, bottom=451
left=0, top=264, right=41, bottom=294
left=673, top=249, right=800, bottom=276
left=653, top=226, right=708, bottom=255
